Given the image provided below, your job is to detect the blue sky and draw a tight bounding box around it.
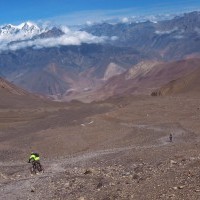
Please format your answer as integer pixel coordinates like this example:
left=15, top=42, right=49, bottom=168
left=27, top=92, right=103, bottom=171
left=1, top=0, right=200, bottom=25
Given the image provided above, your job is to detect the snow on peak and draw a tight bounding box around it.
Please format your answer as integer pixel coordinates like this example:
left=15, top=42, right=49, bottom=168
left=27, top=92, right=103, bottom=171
left=17, top=21, right=37, bottom=28
left=0, top=21, right=42, bottom=36
left=0, top=21, right=47, bottom=46
left=17, top=21, right=40, bottom=32
left=0, top=21, right=107, bottom=52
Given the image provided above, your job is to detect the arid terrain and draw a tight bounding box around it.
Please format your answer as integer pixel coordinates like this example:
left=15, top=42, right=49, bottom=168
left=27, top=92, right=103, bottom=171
left=0, top=85, right=200, bottom=199
left=1, top=6, right=200, bottom=200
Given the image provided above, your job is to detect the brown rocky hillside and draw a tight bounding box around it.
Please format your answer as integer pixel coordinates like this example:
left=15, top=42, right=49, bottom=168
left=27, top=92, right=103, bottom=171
left=0, top=77, right=51, bottom=108
left=0, top=77, right=28, bottom=95
left=152, top=68, right=200, bottom=96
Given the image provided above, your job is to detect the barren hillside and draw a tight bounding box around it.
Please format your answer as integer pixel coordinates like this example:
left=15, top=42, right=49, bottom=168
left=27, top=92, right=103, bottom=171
left=0, top=93, right=200, bottom=199
left=152, top=68, right=200, bottom=96
left=72, top=58, right=200, bottom=102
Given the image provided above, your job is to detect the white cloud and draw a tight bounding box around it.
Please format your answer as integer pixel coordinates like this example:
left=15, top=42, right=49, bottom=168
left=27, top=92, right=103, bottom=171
left=173, top=35, right=184, bottom=39
left=121, top=17, right=129, bottom=23
left=46, top=8, right=138, bottom=26
left=41, top=4, right=199, bottom=26
left=111, top=36, right=118, bottom=41
left=0, top=27, right=108, bottom=52
left=59, top=26, right=71, bottom=34
left=155, top=28, right=178, bottom=35
left=86, top=21, right=93, bottom=26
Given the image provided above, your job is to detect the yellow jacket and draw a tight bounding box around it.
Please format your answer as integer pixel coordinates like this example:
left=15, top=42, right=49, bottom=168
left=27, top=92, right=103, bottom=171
left=29, top=154, right=40, bottom=161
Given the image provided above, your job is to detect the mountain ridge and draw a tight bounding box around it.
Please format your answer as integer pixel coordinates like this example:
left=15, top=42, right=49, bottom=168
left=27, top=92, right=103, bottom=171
left=1, top=11, right=200, bottom=101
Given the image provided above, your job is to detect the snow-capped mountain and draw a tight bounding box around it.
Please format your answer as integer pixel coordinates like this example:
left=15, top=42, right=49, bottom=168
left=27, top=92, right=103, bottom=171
left=0, top=12, right=179, bottom=47
left=0, top=22, right=42, bottom=36
left=0, top=22, right=44, bottom=36
left=0, top=21, right=108, bottom=52
left=0, top=21, right=47, bottom=46
left=19, top=22, right=41, bottom=33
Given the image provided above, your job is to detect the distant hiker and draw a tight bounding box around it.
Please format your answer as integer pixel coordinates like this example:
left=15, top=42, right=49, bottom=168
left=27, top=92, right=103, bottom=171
left=28, top=152, right=43, bottom=174
left=169, top=133, right=173, bottom=142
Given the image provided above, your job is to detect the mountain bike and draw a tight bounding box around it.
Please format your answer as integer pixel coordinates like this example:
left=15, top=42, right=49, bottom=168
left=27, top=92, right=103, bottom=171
left=30, top=161, right=44, bottom=174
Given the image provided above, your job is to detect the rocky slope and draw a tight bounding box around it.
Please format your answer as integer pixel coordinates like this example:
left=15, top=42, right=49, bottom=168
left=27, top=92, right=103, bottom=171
left=82, top=58, right=200, bottom=101
left=0, top=77, right=51, bottom=108
left=0, top=77, right=29, bottom=95
left=151, top=68, right=200, bottom=96
left=1, top=94, right=200, bottom=199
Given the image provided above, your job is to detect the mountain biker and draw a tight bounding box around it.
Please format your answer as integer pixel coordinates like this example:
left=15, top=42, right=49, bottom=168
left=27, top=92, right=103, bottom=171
left=28, top=152, right=42, bottom=173
left=169, top=133, right=173, bottom=142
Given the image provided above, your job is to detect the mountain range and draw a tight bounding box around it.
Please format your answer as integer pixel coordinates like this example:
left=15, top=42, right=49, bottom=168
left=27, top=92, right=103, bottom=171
left=84, top=11, right=200, bottom=60
left=0, top=11, right=200, bottom=101
left=0, top=22, right=41, bottom=37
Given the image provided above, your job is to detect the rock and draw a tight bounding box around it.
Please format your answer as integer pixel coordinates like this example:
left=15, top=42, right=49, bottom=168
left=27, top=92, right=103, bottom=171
left=181, top=158, right=186, bottom=162
left=173, top=185, right=184, bottom=190
left=169, top=194, right=176, bottom=198
left=64, top=182, right=70, bottom=187
left=31, top=187, right=35, bottom=192
left=170, top=160, right=177, bottom=165
left=78, top=197, right=85, bottom=200
left=97, top=182, right=103, bottom=189
left=84, top=169, right=92, bottom=175
left=109, top=182, right=115, bottom=186
left=132, top=174, right=139, bottom=180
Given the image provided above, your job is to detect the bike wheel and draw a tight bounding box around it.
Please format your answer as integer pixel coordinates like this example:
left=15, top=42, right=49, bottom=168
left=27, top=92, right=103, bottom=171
left=39, top=164, right=44, bottom=173
left=36, top=163, right=44, bottom=173
left=30, top=165, right=36, bottom=174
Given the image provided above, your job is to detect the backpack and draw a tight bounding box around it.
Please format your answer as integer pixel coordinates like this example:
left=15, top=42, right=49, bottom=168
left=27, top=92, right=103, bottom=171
left=33, top=153, right=39, bottom=157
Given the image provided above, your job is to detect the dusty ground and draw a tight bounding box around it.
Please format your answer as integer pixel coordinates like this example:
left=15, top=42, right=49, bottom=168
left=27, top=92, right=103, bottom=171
left=0, top=95, right=200, bottom=199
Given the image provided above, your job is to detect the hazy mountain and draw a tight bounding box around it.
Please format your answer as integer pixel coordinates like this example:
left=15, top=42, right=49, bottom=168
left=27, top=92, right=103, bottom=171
left=83, top=11, right=200, bottom=60
left=0, top=44, right=147, bottom=96
left=0, top=11, right=200, bottom=101
left=90, top=58, right=200, bottom=101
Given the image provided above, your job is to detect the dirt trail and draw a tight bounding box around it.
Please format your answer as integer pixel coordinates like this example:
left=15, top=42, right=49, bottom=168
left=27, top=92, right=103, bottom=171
left=0, top=123, right=195, bottom=170
left=0, top=123, right=198, bottom=200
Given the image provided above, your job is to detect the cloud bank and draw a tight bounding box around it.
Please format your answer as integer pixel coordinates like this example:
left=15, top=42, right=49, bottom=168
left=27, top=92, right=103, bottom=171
left=155, top=28, right=178, bottom=35
left=0, top=25, right=107, bottom=52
